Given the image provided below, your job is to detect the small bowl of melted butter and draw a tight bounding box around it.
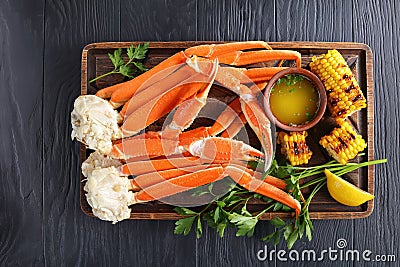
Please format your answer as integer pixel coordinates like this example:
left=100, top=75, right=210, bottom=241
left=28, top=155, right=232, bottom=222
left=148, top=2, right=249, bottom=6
left=264, top=68, right=327, bottom=131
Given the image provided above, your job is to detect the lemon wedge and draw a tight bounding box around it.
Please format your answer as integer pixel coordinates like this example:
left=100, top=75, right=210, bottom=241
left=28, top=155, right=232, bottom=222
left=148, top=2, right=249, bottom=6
left=324, top=169, right=374, bottom=206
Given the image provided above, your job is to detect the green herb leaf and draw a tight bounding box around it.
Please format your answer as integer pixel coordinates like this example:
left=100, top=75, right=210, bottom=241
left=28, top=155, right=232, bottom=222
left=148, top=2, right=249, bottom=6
left=131, top=42, right=149, bottom=60
left=127, top=45, right=135, bottom=60
left=171, top=158, right=386, bottom=251
left=133, top=61, right=148, bottom=72
left=174, top=207, right=198, bottom=216
left=119, top=65, right=134, bottom=78
left=196, top=216, right=203, bottom=238
left=307, top=217, right=314, bottom=231
left=217, top=221, right=227, bottom=238
left=214, top=207, right=220, bottom=223
left=174, top=216, right=196, bottom=236
left=281, top=204, right=292, bottom=211
left=229, top=213, right=258, bottom=237
left=108, top=48, right=124, bottom=69
left=283, top=224, right=294, bottom=240
left=306, top=223, right=312, bottom=241
left=216, top=201, right=226, bottom=208
left=270, top=217, right=286, bottom=227
left=273, top=231, right=281, bottom=245
left=298, top=220, right=305, bottom=239
left=203, top=211, right=217, bottom=228
left=273, top=202, right=283, bottom=211
left=241, top=205, right=252, bottom=217
left=261, top=232, right=276, bottom=243
left=287, top=229, right=299, bottom=249
left=90, top=43, right=149, bottom=83
left=226, top=196, right=243, bottom=207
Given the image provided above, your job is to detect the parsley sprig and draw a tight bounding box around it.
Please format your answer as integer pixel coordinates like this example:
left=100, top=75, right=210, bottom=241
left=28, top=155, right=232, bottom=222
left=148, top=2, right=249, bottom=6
left=173, top=158, right=386, bottom=249
left=276, top=74, right=304, bottom=86
left=89, top=43, right=149, bottom=83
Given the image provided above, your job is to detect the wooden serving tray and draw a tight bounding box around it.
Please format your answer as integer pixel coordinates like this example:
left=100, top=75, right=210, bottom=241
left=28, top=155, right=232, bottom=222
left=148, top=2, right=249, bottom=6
left=80, top=42, right=374, bottom=220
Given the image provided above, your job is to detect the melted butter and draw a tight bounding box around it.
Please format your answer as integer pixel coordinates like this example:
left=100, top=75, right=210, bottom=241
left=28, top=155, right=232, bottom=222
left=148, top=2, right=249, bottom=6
left=270, top=75, right=319, bottom=125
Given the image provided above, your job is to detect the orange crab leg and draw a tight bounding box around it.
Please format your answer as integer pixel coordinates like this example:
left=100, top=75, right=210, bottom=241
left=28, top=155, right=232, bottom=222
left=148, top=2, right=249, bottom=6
left=222, top=67, right=285, bottom=84
left=130, top=164, right=221, bottom=190
left=95, top=51, right=188, bottom=106
left=131, top=163, right=298, bottom=217
left=114, top=135, right=263, bottom=162
left=162, top=97, right=243, bottom=145
left=243, top=67, right=287, bottom=83
left=207, top=98, right=241, bottom=136
left=120, top=83, right=202, bottom=136
left=208, top=66, right=275, bottom=137
left=187, top=137, right=264, bottom=162
left=129, top=161, right=286, bottom=191
left=215, top=67, right=274, bottom=170
left=255, top=81, right=268, bottom=91
left=161, top=58, right=219, bottom=140
left=263, top=175, right=287, bottom=190
left=99, top=42, right=275, bottom=105
left=121, top=60, right=218, bottom=136
left=121, top=156, right=205, bottom=176
left=95, top=64, right=183, bottom=100
left=178, top=127, right=214, bottom=147
left=241, top=100, right=274, bottom=170
left=217, top=50, right=302, bottom=67
left=111, top=138, right=179, bottom=159
left=119, top=64, right=198, bottom=117
left=133, top=166, right=226, bottom=203
left=184, top=41, right=272, bottom=58
left=220, top=112, right=247, bottom=138
left=250, top=171, right=287, bottom=190
left=225, top=165, right=301, bottom=217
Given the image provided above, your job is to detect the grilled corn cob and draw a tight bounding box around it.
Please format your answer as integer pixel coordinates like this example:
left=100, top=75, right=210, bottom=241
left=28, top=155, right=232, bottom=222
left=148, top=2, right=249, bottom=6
left=277, top=131, right=312, bottom=166
left=309, top=49, right=366, bottom=119
left=319, top=120, right=367, bottom=164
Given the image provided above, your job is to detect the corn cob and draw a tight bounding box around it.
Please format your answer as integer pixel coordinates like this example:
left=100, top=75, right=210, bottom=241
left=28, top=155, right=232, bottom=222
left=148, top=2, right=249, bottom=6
left=277, top=131, right=312, bottom=166
left=309, top=49, right=366, bottom=119
left=319, top=120, right=367, bottom=164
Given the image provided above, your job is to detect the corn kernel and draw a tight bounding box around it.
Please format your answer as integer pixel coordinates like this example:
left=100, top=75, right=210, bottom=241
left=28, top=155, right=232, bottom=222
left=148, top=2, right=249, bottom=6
left=278, top=131, right=312, bottom=166
left=319, top=120, right=367, bottom=164
left=310, top=49, right=367, bottom=119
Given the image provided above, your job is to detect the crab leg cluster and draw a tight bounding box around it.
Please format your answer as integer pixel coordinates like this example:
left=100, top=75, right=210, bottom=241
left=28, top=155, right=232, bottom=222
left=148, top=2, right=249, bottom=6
left=73, top=42, right=303, bottom=223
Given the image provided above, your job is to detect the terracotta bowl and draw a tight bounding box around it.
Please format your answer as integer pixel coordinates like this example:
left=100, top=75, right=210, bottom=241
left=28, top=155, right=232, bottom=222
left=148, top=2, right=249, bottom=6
left=263, top=68, right=327, bottom=131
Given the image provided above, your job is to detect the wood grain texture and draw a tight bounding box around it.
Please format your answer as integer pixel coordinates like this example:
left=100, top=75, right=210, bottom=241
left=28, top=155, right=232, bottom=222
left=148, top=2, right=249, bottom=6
left=276, top=0, right=353, bottom=42
left=197, top=0, right=276, bottom=41
left=1, top=0, right=398, bottom=266
left=196, top=2, right=277, bottom=266
left=274, top=1, right=355, bottom=266
left=0, top=0, right=44, bottom=265
left=43, top=0, right=121, bottom=265
left=197, top=224, right=277, bottom=267
left=352, top=0, right=400, bottom=261
left=121, top=0, right=197, bottom=41
left=119, top=2, right=199, bottom=264
left=81, top=41, right=374, bottom=220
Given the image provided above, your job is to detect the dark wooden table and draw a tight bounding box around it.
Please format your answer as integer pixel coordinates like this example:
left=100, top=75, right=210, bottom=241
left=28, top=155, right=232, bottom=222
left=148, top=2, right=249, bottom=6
left=1, top=0, right=398, bottom=266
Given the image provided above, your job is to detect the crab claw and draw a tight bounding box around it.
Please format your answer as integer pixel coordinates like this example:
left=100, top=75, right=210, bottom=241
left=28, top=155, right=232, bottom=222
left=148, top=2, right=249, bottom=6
left=71, top=95, right=122, bottom=154
left=187, top=137, right=264, bottom=162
